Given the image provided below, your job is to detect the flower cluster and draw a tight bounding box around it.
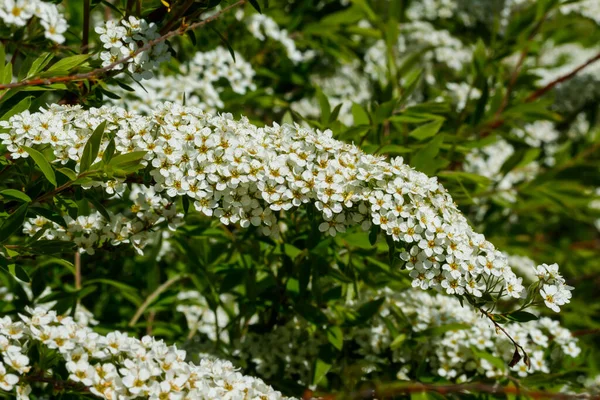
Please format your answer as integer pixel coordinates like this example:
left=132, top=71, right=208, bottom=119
left=242, top=12, right=315, bottom=64
left=505, top=253, right=538, bottom=282
left=231, top=318, right=325, bottom=385
left=176, top=291, right=232, bottom=343
left=0, top=0, right=68, bottom=43
left=351, top=288, right=580, bottom=381
left=173, top=288, right=580, bottom=387
left=1, top=102, right=571, bottom=312
left=175, top=291, right=322, bottom=385
left=560, top=0, right=600, bottom=24
left=0, top=307, right=292, bottom=399
left=444, top=82, right=482, bottom=110
left=364, top=22, right=472, bottom=85
left=22, top=184, right=183, bottom=255
left=292, top=61, right=372, bottom=125
left=536, top=43, right=600, bottom=112
left=95, top=16, right=170, bottom=81
left=464, top=138, right=540, bottom=203
left=535, top=263, right=573, bottom=312
left=110, top=47, right=256, bottom=114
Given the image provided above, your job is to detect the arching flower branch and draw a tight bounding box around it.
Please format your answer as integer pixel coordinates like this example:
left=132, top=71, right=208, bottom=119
left=0, top=102, right=573, bottom=315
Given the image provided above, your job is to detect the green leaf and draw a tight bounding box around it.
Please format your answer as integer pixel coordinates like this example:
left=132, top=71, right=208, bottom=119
left=80, top=121, right=107, bottom=173
left=399, top=69, right=423, bottom=105
left=27, top=240, right=76, bottom=255
left=410, top=135, right=445, bottom=175
left=31, top=206, right=67, bottom=228
left=316, top=87, right=331, bottom=125
left=312, top=358, right=332, bottom=386
left=102, top=138, right=116, bottom=164
left=409, top=119, right=444, bottom=141
left=351, top=297, right=385, bottom=325
left=83, top=192, right=111, bottom=221
left=369, top=224, right=379, bottom=245
left=374, top=98, right=397, bottom=124
left=351, top=103, right=370, bottom=125
left=0, top=189, right=31, bottom=203
left=105, top=151, right=147, bottom=177
left=0, top=203, right=29, bottom=244
left=329, top=103, right=343, bottom=124
left=56, top=167, right=77, bottom=181
left=22, top=146, right=57, bottom=187
left=248, top=0, right=262, bottom=13
left=390, top=333, right=407, bottom=350
left=211, top=27, right=235, bottom=62
left=27, top=53, right=54, bottom=79
left=471, top=346, right=506, bottom=372
left=0, top=261, right=30, bottom=282
left=326, top=326, right=344, bottom=351
left=507, top=310, right=539, bottom=322
left=2, top=63, right=12, bottom=85
left=338, top=232, right=373, bottom=249
left=389, top=113, right=440, bottom=124
left=43, top=55, right=90, bottom=76
left=1, top=96, right=32, bottom=121
left=349, top=0, right=376, bottom=20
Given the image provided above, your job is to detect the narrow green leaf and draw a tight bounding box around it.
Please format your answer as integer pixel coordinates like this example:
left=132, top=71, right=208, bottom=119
left=312, top=358, right=332, bottom=386
left=56, top=167, right=77, bottom=181
left=0, top=262, right=30, bottom=282
left=329, top=103, right=343, bottom=124
left=409, top=119, right=444, bottom=141
left=507, top=310, right=538, bottom=322
left=102, top=138, right=116, bottom=164
left=2, top=63, right=12, bottom=85
left=248, top=0, right=262, bottom=13
left=43, top=55, right=90, bottom=75
left=326, top=326, right=344, bottom=351
left=1, top=96, right=32, bottom=121
left=27, top=53, right=54, bottom=79
left=0, top=203, right=29, bottom=243
left=316, top=87, right=331, bottom=125
left=390, top=333, right=407, bottom=350
left=80, top=121, right=107, bottom=173
left=22, top=146, right=57, bottom=187
left=410, top=135, right=444, bottom=175
left=0, top=189, right=31, bottom=203
left=351, top=103, right=370, bottom=125
left=83, top=193, right=111, bottom=221
left=211, top=27, right=236, bottom=62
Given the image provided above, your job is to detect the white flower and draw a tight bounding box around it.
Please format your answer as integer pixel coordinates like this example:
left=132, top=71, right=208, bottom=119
left=0, top=363, right=19, bottom=391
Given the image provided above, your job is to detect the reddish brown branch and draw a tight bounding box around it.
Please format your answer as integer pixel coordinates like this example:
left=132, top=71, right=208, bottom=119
left=526, top=52, right=600, bottom=102
left=312, top=381, right=598, bottom=400
left=24, top=373, right=90, bottom=393
left=479, top=51, right=600, bottom=137
left=0, top=0, right=246, bottom=91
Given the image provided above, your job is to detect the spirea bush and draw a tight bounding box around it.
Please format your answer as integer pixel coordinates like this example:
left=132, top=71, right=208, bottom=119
left=0, top=0, right=598, bottom=399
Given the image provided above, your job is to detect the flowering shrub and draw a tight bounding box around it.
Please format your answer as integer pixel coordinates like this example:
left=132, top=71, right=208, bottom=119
left=0, top=0, right=598, bottom=399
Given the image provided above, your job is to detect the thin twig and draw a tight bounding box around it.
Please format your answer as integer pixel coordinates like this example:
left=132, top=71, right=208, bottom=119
left=480, top=308, right=529, bottom=367
left=526, top=51, right=600, bottom=102
left=24, top=372, right=90, bottom=392
left=128, top=274, right=187, bottom=327
left=479, top=51, right=600, bottom=137
left=312, top=381, right=599, bottom=400
left=82, top=0, right=90, bottom=54
left=0, top=0, right=246, bottom=91
left=74, top=252, right=81, bottom=290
